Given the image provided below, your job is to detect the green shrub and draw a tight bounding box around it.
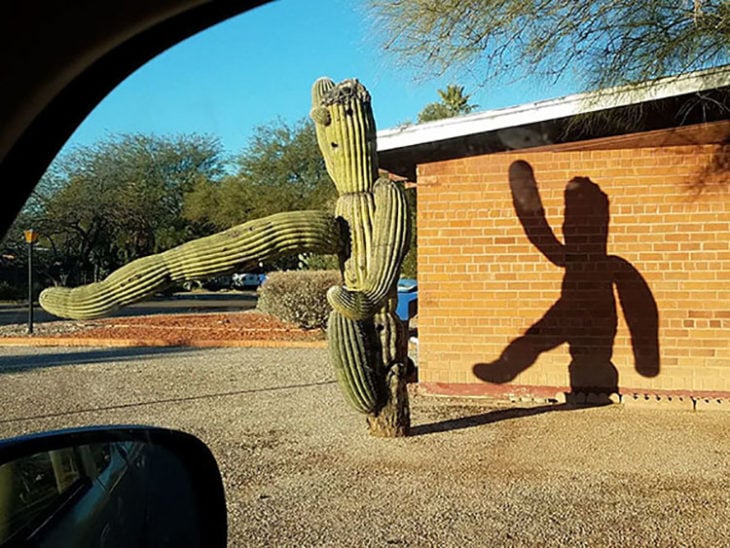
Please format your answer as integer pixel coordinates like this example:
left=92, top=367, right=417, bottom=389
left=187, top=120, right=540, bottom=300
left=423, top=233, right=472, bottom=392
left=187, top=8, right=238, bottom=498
left=257, top=270, right=342, bottom=329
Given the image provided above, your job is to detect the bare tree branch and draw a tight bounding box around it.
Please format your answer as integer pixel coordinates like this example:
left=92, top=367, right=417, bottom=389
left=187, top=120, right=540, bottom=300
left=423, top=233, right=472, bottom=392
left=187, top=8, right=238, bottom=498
left=367, top=0, right=729, bottom=91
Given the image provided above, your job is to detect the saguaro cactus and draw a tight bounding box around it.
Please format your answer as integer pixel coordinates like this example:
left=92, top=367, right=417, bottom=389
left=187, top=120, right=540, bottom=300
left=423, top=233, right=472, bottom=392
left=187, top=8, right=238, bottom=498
left=312, top=78, right=412, bottom=436
left=39, top=77, right=412, bottom=437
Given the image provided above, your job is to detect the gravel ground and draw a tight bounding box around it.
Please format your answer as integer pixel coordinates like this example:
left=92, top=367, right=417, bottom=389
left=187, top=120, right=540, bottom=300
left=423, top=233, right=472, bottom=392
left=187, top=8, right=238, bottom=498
left=1, top=346, right=728, bottom=547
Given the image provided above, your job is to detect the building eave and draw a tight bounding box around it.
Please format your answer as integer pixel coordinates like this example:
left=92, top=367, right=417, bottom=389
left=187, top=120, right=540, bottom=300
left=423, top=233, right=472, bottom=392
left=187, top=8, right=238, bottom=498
left=377, top=66, right=730, bottom=180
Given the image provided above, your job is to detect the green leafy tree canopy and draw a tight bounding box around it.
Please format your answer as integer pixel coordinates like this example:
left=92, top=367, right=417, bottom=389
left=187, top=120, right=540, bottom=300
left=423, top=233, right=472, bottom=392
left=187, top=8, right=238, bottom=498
left=184, top=118, right=337, bottom=230
left=9, top=133, right=224, bottom=285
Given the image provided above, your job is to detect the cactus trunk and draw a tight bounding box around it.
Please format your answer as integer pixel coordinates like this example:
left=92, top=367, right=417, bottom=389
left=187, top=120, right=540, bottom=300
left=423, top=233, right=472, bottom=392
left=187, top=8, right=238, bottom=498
left=366, top=303, right=411, bottom=437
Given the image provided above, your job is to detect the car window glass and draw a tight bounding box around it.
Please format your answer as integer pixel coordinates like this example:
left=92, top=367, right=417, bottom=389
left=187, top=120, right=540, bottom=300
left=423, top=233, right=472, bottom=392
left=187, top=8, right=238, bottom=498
left=85, top=443, right=112, bottom=477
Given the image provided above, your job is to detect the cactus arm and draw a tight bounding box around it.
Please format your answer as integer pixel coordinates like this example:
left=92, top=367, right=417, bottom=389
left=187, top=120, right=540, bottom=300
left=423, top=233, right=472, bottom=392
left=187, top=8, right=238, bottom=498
left=327, top=178, right=411, bottom=320
left=39, top=210, right=344, bottom=320
left=327, top=310, right=381, bottom=413
left=39, top=255, right=172, bottom=320
left=364, top=178, right=411, bottom=303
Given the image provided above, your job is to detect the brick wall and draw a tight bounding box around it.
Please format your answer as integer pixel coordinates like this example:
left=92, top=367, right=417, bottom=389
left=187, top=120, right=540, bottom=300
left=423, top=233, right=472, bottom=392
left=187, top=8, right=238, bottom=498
left=416, top=131, right=730, bottom=398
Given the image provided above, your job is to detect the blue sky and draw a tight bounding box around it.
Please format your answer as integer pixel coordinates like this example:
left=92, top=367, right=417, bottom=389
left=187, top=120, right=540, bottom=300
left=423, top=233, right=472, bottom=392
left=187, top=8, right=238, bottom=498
left=63, top=0, right=575, bottom=159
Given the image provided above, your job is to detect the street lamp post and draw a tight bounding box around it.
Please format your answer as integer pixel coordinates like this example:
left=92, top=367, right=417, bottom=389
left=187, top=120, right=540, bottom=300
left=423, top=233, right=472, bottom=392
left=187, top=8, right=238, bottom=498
left=24, top=229, right=39, bottom=334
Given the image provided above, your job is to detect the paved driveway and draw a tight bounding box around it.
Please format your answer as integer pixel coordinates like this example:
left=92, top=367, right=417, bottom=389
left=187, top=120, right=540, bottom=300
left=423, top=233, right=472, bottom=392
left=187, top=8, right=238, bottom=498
left=1, top=346, right=728, bottom=546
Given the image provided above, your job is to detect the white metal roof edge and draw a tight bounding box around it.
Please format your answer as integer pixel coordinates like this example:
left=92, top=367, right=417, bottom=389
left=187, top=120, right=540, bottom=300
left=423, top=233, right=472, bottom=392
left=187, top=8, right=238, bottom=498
left=376, top=66, right=730, bottom=152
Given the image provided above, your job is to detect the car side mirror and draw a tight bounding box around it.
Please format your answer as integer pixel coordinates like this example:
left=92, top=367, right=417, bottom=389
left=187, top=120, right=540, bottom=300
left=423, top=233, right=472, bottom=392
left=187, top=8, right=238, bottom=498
left=0, top=426, right=226, bottom=547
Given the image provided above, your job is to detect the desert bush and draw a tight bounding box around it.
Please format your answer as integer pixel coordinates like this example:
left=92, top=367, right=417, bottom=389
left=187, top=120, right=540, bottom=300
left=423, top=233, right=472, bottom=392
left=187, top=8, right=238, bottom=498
left=257, top=270, right=342, bottom=329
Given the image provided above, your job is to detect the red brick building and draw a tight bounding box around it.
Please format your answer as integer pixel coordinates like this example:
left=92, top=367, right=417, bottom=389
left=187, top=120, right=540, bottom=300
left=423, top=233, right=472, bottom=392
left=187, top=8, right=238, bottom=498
left=378, top=68, right=729, bottom=402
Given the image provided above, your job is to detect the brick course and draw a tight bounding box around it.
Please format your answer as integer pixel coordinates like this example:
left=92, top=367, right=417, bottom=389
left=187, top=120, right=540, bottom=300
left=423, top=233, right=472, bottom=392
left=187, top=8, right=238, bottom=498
left=416, top=128, right=729, bottom=398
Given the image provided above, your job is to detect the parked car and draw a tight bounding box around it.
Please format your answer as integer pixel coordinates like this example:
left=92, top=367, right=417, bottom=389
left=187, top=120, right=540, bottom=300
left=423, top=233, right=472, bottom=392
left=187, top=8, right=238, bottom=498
left=182, top=276, right=237, bottom=292
left=232, top=272, right=267, bottom=289
left=201, top=276, right=233, bottom=291
left=396, top=278, right=418, bottom=322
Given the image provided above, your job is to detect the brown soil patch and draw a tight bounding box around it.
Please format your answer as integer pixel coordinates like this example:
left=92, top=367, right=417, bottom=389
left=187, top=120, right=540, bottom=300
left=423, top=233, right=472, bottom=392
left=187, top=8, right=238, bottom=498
left=0, top=311, right=326, bottom=346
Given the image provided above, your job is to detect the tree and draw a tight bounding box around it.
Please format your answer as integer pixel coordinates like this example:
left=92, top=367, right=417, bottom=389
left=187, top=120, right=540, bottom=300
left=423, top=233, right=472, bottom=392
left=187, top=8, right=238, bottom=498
left=368, top=1, right=730, bottom=91
left=184, top=118, right=339, bottom=271
left=183, top=174, right=256, bottom=231
left=418, top=84, right=478, bottom=122
left=237, top=118, right=339, bottom=215
left=8, top=133, right=225, bottom=286
left=185, top=118, right=337, bottom=230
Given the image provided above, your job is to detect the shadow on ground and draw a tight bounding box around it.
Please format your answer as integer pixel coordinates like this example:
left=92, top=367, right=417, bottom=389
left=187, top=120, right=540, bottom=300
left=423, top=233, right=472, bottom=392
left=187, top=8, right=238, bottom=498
left=0, top=346, right=205, bottom=373
left=411, top=402, right=609, bottom=437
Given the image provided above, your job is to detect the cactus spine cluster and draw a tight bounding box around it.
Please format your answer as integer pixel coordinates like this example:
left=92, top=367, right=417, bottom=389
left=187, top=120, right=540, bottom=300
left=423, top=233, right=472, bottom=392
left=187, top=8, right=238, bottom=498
left=39, top=77, right=412, bottom=436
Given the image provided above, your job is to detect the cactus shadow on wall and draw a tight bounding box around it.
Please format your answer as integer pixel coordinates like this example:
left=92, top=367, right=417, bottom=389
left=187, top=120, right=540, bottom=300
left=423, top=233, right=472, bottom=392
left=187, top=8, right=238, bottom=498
left=473, top=161, right=660, bottom=401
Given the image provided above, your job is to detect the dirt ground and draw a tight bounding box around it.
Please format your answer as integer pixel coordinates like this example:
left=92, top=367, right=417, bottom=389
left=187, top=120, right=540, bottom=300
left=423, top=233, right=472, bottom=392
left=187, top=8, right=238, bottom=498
left=1, top=345, right=728, bottom=546
left=0, top=310, right=326, bottom=345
